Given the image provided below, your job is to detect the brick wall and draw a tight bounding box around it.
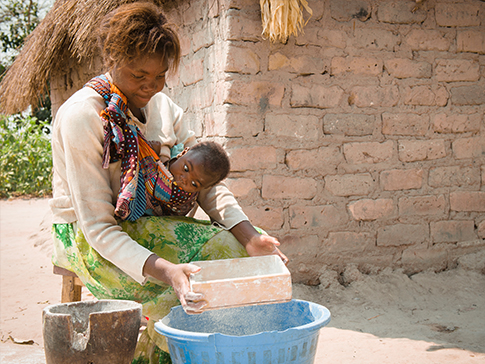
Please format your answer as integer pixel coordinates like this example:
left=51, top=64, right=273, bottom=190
left=162, top=0, right=485, bottom=284
left=51, top=0, right=485, bottom=284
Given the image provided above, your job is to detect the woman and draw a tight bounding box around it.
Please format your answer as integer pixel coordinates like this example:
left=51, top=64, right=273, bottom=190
left=50, top=2, right=287, bottom=362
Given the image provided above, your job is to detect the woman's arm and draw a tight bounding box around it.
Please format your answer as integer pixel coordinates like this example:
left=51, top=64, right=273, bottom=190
left=152, top=92, right=288, bottom=263
left=230, top=221, right=288, bottom=263
left=197, top=183, right=288, bottom=263
left=142, top=254, right=205, bottom=311
left=52, top=91, right=154, bottom=284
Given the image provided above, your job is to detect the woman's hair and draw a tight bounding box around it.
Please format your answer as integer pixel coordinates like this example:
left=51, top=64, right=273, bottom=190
left=98, top=2, right=181, bottom=72
left=190, top=142, right=231, bottom=186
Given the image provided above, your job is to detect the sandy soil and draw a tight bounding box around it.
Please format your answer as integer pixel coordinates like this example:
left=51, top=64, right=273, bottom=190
left=1, top=197, right=484, bottom=363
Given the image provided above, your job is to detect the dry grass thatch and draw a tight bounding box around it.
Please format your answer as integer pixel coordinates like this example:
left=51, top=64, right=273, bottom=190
left=0, top=0, right=312, bottom=114
left=0, top=0, right=165, bottom=115
left=260, top=0, right=312, bottom=43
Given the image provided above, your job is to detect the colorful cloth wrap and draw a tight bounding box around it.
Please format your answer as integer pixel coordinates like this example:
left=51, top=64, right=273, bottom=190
left=52, top=217, right=250, bottom=364
left=84, top=74, right=196, bottom=221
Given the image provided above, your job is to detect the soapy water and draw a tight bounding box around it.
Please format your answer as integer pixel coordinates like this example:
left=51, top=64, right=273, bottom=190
left=162, top=300, right=315, bottom=336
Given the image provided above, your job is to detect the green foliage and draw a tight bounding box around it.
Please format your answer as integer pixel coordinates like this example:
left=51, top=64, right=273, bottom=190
left=132, top=356, right=149, bottom=364
left=0, top=1, right=53, bottom=197
left=0, top=114, right=52, bottom=197
left=0, top=0, right=40, bottom=66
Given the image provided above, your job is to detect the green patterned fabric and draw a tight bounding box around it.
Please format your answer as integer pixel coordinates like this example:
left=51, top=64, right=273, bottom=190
left=51, top=216, right=249, bottom=364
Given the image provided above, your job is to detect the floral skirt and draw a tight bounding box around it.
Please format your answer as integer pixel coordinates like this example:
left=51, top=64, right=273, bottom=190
left=51, top=216, right=249, bottom=364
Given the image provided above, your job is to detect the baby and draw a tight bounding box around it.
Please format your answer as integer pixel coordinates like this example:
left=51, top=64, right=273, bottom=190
left=148, top=141, right=230, bottom=216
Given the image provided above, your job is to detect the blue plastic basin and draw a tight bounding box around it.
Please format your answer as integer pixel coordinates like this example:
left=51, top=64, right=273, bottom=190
left=154, top=299, right=331, bottom=364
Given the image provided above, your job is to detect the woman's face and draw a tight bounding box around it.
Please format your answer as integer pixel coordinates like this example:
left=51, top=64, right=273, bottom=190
left=111, top=54, right=168, bottom=110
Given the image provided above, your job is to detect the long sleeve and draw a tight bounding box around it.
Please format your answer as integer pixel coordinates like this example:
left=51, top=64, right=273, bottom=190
left=50, top=88, right=153, bottom=283
left=50, top=88, right=251, bottom=285
left=145, top=95, right=249, bottom=229
left=197, top=182, right=249, bottom=229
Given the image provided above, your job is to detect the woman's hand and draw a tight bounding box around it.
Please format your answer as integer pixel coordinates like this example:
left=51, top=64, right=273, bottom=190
left=230, top=221, right=288, bottom=264
left=245, top=233, right=288, bottom=264
left=142, top=254, right=207, bottom=313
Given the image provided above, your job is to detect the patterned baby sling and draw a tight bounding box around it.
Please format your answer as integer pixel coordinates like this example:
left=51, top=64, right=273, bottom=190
left=84, top=74, right=188, bottom=221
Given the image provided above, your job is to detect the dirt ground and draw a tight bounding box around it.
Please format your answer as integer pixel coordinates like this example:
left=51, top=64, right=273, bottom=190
left=1, top=197, right=484, bottom=363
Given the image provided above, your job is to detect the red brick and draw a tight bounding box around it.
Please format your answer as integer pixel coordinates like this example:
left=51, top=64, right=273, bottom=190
left=289, top=205, right=348, bottom=229
left=349, top=86, right=399, bottom=108
left=225, top=9, right=261, bottom=42
left=429, top=166, right=481, bottom=188
left=435, top=3, right=481, bottom=27
left=450, top=191, right=485, bottom=212
left=450, top=85, right=485, bottom=105
left=401, top=245, right=447, bottom=274
left=225, top=45, right=260, bottom=74
left=207, top=105, right=263, bottom=137
left=331, top=57, right=383, bottom=76
left=432, top=113, right=482, bottom=133
left=225, top=178, right=257, bottom=197
left=178, top=34, right=191, bottom=57
left=405, top=29, right=451, bottom=51
left=382, top=113, right=429, bottom=136
left=214, top=80, right=227, bottom=106
left=291, top=84, right=343, bottom=108
left=228, top=146, right=277, bottom=171
left=435, top=59, right=480, bottom=82
left=189, top=83, right=214, bottom=109
left=381, top=169, right=423, bottom=191
left=295, top=28, right=321, bottom=47
left=182, top=112, right=203, bottom=137
left=352, top=28, right=401, bottom=50
left=431, top=220, right=477, bottom=243
left=403, top=85, right=449, bottom=106
left=243, top=206, right=284, bottom=231
left=384, top=58, right=431, bottom=79
left=398, top=139, right=447, bottom=162
left=377, top=1, right=427, bottom=24
left=457, top=31, right=485, bottom=54
left=286, top=147, right=343, bottom=175
left=316, top=29, right=347, bottom=49
left=325, top=173, right=374, bottom=197
left=262, top=175, right=317, bottom=199
left=330, top=0, right=371, bottom=22
left=478, top=220, right=485, bottom=239
left=180, top=57, right=204, bottom=86
left=452, top=137, right=485, bottom=159
left=192, top=27, right=214, bottom=53
left=377, top=224, right=428, bottom=246
left=224, top=0, right=260, bottom=11
left=269, top=52, right=324, bottom=75
left=399, top=195, right=447, bottom=217
left=323, top=113, right=375, bottom=136
left=265, top=113, right=321, bottom=139
left=180, top=0, right=204, bottom=24
left=343, top=141, right=395, bottom=164
left=225, top=80, right=285, bottom=107
left=324, top=231, right=375, bottom=253
left=281, top=234, right=321, bottom=284
left=348, top=198, right=396, bottom=221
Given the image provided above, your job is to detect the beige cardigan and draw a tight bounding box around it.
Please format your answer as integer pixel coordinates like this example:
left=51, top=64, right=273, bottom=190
left=50, top=86, right=248, bottom=284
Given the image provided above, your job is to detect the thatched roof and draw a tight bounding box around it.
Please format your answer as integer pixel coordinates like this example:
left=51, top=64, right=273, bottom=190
left=0, top=0, right=314, bottom=115
left=0, top=0, right=166, bottom=115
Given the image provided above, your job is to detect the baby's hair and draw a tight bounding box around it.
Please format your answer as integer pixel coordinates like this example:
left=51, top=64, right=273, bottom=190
left=190, top=142, right=230, bottom=186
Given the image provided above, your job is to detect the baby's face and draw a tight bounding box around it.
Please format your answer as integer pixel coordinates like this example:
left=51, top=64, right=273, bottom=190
left=170, top=150, right=218, bottom=193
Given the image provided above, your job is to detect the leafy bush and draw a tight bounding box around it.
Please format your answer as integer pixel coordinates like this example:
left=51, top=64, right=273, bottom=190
left=0, top=114, right=52, bottom=197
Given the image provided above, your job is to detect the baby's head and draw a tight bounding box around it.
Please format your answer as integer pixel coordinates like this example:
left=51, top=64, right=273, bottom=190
left=169, top=141, right=230, bottom=193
